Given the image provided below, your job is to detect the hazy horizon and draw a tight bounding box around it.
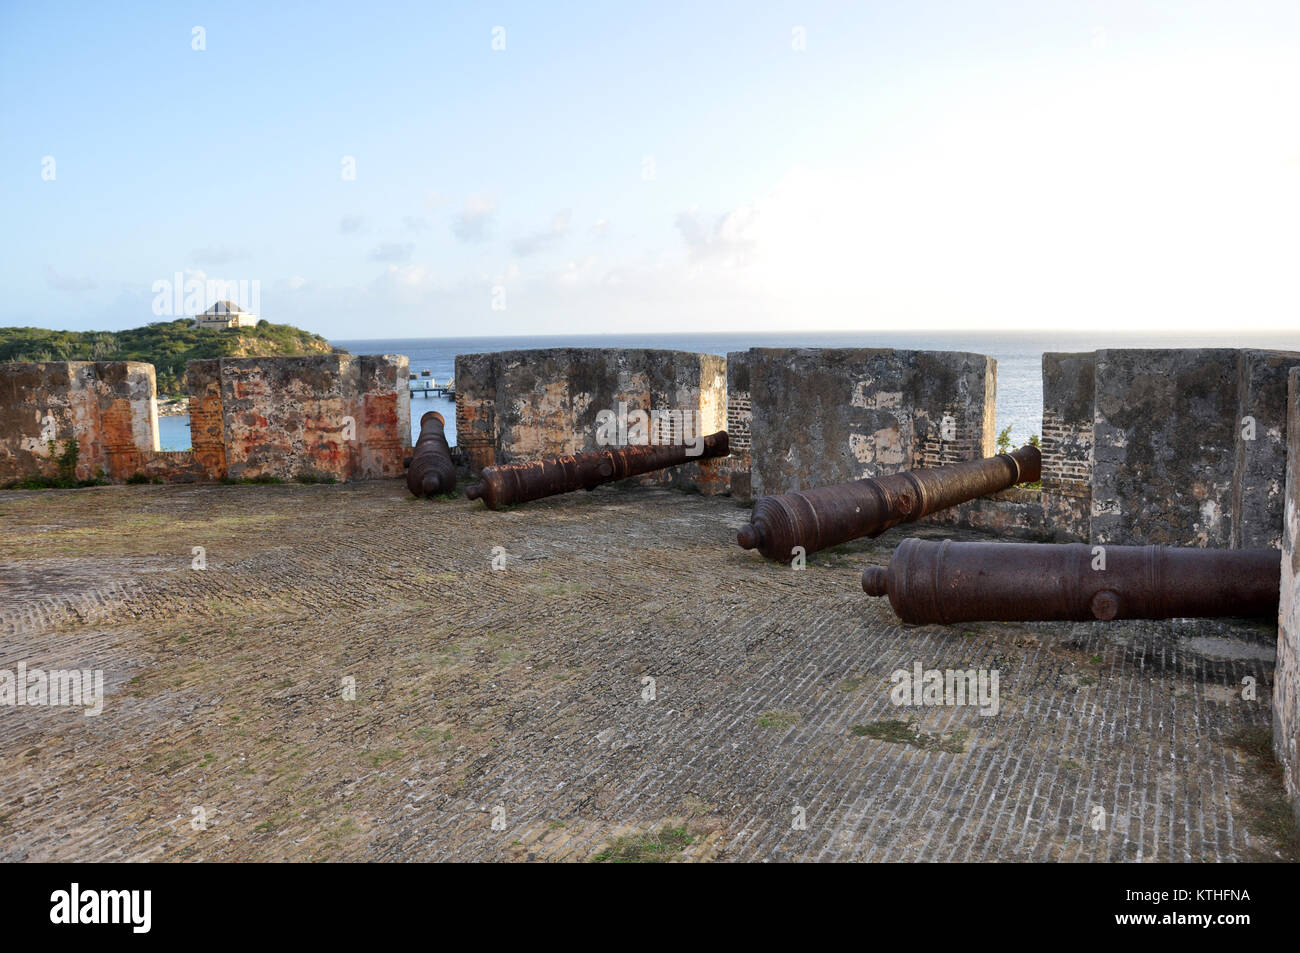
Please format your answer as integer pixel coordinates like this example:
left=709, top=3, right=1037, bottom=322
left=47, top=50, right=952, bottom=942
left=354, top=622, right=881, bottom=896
left=333, top=328, right=1300, bottom=345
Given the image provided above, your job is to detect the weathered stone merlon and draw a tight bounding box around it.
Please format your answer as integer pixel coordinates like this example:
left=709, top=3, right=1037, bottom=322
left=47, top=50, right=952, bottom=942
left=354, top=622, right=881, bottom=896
left=455, top=347, right=729, bottom=493
left=0, top=360, right=159, bottom=483
left=213, top=353, right=410, bottom=482
left=1090, top=348, right=1300, bottom=548
left=734, top=347, right=997, bottom=499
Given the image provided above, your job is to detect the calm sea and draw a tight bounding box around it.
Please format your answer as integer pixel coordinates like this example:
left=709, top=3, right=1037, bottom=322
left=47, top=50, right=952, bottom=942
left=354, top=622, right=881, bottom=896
left=156, top=331, right=1300, bottom=452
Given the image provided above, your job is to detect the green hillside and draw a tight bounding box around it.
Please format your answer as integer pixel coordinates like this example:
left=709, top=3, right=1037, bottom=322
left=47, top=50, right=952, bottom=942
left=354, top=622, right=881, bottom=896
left=0, top=319, right=339, bottom=396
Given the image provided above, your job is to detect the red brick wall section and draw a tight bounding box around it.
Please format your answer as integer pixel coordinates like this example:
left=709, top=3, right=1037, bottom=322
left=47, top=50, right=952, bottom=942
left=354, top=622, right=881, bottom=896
left=100, top=397, right=143, bottom=480
left=357, top=354, right=410, bottom=480
left=91, top=361, right=158, bottom=480
left=187, top=359, right=227, bottom=480
left=68, top=372, right=107, bottom=481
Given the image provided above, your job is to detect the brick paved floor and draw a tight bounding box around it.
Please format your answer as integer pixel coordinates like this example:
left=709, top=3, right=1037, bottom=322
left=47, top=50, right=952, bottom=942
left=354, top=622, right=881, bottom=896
left=0, top=481, right=1291, bottom=861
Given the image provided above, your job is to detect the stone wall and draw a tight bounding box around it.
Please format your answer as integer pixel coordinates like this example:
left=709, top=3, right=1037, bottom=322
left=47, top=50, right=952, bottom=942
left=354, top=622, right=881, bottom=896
left=723, top=351, right=754, bottom=500
left=0, top=355, right=409, bottom=485
left=203, top=353, right=410, bottom=482
left=723, top=345, right=1299, bottom=548
left=925, top=487, right=1050, bottom=539
left=0, top=361, right=158, bottom=483
left=1040, top=352, right=1095, bottom=542
left=137, top=448, right=210, bottom=483
left=733, top=347, right=996, bottom=500
left=358, top=354, right=411, bottom=481
left=1277, top=367, right=1300, bottom=825
left=1234, top=350, right=1300, bottom=549
left=217, top=356, right=352, bottom=481
left=9, top=346, right=1300, bottom=556
left=1092, top=349, right=1240, bottom=546
left=1090, top=349, right=1300, bottom=547
left=455, top=348, right=729, bottom=492
left=187, top=359, right=228, bottom=479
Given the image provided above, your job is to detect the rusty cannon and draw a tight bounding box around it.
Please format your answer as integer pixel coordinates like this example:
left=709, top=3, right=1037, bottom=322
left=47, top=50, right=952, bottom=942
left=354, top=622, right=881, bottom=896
left=737, top=445, right=1040, bottom=561
left=861, top=538, right=1281, bottom=624
left=407, top=411, right=457, bottom=497
left=464, top=431, right=730, bottom=509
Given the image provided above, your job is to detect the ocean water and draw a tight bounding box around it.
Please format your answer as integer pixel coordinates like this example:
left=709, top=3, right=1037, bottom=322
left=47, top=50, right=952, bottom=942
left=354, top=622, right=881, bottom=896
left=157, top=413, right=192, bottom=451
left=156, top=331, right=1300, bottom=452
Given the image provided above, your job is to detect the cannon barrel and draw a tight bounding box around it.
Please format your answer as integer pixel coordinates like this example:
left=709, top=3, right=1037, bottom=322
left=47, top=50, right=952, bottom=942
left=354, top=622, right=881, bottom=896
left=861, top=538, right=1281, bottom=624
left=406, top=411, right=457, bottom=497
left=465, top=431, right=730, bottom=509
left=738, top=445, right=1040, bottom=561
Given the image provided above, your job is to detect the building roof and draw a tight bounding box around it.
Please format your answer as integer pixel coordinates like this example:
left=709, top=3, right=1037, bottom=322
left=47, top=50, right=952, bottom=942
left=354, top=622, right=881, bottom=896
left=202, top=300, right=251, bottom=316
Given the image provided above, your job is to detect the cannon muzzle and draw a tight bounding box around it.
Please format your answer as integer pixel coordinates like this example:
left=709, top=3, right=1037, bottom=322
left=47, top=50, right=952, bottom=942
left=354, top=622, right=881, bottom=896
left=466, top=431, right=729, bottom=509
left=862, top=538, right=1281, bottom=623
left=406, top=411, right=457, bottom=497
left=739, top=445, right=1040, bottom=560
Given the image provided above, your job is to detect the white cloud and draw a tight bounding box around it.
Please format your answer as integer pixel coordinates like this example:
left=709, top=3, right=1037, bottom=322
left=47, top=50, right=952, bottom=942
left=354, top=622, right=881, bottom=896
left=512, top=210, right=570, bottom=256
left=451, top=194, right=496, bottom=242
left=675, top=206, right=758, bottom=266
left=370, top=242, right=415, bottom=262
left=375, top=264, right=434, bottom=288
left=555, top=255, right=598, bottom=287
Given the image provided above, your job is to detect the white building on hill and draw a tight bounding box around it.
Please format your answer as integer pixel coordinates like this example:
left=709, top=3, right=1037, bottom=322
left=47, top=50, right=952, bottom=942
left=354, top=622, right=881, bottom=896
left=193, top=300, right=259, bottom=330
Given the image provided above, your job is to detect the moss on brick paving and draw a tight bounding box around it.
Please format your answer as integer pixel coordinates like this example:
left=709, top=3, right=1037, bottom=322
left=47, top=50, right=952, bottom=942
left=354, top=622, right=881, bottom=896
left=592, top=826, right=694, bottom=863
left=852, top=719, right=968, bottom=754
left=758, top=710, right=800, bottom=728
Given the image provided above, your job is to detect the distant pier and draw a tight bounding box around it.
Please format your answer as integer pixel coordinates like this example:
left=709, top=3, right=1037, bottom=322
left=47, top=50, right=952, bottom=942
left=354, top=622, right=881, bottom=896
left=409, top=378, right=455, bottom=400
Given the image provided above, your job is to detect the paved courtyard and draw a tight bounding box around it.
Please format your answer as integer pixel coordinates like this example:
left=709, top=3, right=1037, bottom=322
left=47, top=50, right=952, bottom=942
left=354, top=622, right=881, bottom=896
left=0, top=480, right=1292, bottom=861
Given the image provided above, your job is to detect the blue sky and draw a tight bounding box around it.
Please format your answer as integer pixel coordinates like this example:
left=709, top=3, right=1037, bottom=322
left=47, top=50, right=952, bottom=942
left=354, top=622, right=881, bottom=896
left=2, top=0, right=1298, bottom=338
